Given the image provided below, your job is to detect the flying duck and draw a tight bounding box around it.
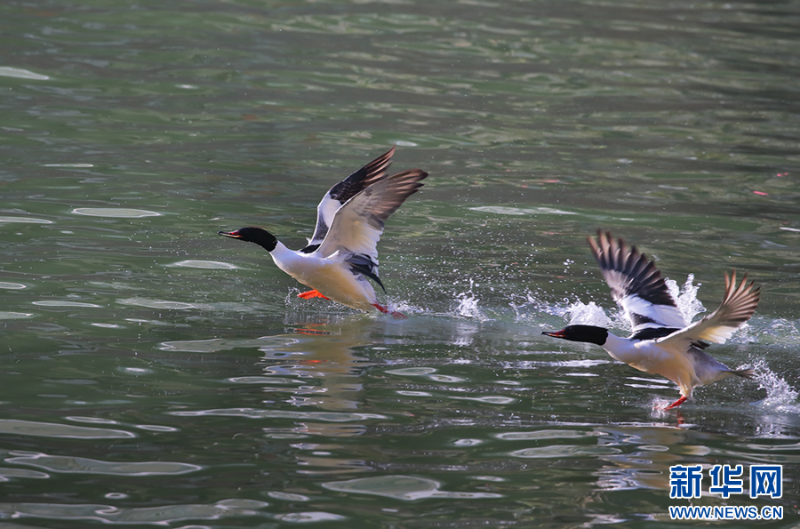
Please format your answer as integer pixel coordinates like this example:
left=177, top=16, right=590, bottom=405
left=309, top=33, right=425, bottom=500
left=543, top=230, right=760, bottom=410
left=219, top=147, right=427, bottom=318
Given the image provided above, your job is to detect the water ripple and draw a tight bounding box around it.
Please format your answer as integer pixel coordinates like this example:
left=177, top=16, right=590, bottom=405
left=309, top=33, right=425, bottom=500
left=495, top=429, right=594, bottom=441
left=166, top=260, right=239, bottom=270
left=6, top=453, right=201, bottom=476
left=0, top=467, right=50, bottom=481
left=267, top=491, right=310, bottom=502
left=33, top=300, right=102, bottom=308
left=510, top=445, right=622, bottom=458
left=323, top=475, right=503, bottom=501
left=386, top=367, right=465, bottom=383
left=0, top=420, right=135, bottom=439
left=0, top=499, right=270, bottom=524
left=0, top=312, right=34, bottom=320
left=0, top=66, right=50, bottom=80
left=0, top=216, right=53, bottom=224
left=117, top=298, right=208, bottom=310
left=71, top=208, right=161, bottom=218
left=470, top=206, right=578, bottom=216
left=170, top=408, right=387, bottom=422
left=228, top=376, right=300, bottom=385
left=452, top=396, right=516, bottom=404
left=159, top=336, right=298, bottom=353
left=274, top=511, right=346, bottom=522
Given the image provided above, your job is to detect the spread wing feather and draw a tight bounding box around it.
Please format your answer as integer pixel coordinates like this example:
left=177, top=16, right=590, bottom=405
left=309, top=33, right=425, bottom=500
left=305, top=147, right=395, bottom=251
left=314, top=169, right=428, bottom=264
left=658, top=271, right=760, bottom=347
left=588, top=230, right=686, bottom=332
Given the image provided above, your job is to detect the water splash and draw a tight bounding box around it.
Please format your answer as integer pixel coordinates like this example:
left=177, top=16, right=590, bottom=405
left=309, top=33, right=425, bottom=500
left=455, top=280, right=484, bottom=319
left=386, top=298, right=424, bottom=317
left=527, top=274, right=706, bottom=332
left=608, top=307, right=632, bottom=333
left=515, top=287, right=611, bottom=327
left=509, top=289, right=552, bottom=320
left=666, top=274, right=706, bottom=324
left=564, top=301, right=610, bottom=327
left=738, top=317, right=800, bottom=346
left=750, top=358, right=799, bottom=412
left=605, top=274, right=704, bottom=334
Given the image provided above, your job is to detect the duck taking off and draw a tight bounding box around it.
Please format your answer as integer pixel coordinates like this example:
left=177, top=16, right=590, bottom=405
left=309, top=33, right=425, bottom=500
left=220, top=147, right=427, bottom=318
left=543, top=230, right=760, bottom=410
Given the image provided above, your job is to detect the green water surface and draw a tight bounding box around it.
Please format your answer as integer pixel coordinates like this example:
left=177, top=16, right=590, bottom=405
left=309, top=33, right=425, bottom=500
left=1, top=0, right=799, bottom=527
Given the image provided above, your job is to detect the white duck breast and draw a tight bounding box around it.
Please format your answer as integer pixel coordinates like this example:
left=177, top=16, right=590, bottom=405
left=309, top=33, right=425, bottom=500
left=268, top=243, right=379, bottom=311
left=544, top=230, right=760, bottom=410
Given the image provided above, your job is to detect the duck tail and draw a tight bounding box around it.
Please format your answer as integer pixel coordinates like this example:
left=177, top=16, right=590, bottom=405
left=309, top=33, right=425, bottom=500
left=729, top=367, right=755, bottom=379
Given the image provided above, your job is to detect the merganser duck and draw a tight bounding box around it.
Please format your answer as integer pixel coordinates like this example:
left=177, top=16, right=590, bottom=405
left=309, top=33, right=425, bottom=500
left=543, top=230, right=760, bottom=410
left=219, top=147, right=427, bottom=318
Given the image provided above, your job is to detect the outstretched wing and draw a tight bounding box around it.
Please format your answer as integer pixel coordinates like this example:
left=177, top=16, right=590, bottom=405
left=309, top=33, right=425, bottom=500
left=588, top=230, right=686, bottom=334
left=658, top=270, right=759, bottom=347
left=314, top=169, right=428, bottom=265
left=302, top=147, right=395, bottom=253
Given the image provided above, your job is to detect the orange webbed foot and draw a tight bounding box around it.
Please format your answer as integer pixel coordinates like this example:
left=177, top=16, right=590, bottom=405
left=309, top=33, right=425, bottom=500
left=372, top=303, right=407, bottom=319
left=298, top=290, right=330, bottom=300
left=660, top=396, right=688, bottom=411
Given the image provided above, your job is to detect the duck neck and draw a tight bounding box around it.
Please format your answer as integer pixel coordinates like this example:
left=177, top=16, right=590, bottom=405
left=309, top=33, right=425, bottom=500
left=269, top=242, right=304, bottom=272
left=269, top=241, right=292, bottom=260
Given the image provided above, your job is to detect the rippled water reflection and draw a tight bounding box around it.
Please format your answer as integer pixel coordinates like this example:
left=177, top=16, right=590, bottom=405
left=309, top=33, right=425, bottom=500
left=2, top=0, right=799, bottom=527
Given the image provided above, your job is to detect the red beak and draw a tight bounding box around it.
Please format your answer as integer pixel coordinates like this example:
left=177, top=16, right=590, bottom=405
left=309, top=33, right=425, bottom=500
left=218, top=230, right=242, bottom=239
left=543, top=329, right=567, bottom=338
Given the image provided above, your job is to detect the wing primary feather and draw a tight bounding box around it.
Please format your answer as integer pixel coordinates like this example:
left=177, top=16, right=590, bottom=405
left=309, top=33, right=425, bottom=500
left=589, top=230, right=686, bottom=331
left=357, top=169, right=428, bottom=222
left=314, top=168, right=428, bottom=260
left=657, top=269, right=760, bottom=346
left=328, top=146, right=395, bottom=203
left=589, top=230, right=678, bottom=307
left=308, top=147, right=396, bottom=246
